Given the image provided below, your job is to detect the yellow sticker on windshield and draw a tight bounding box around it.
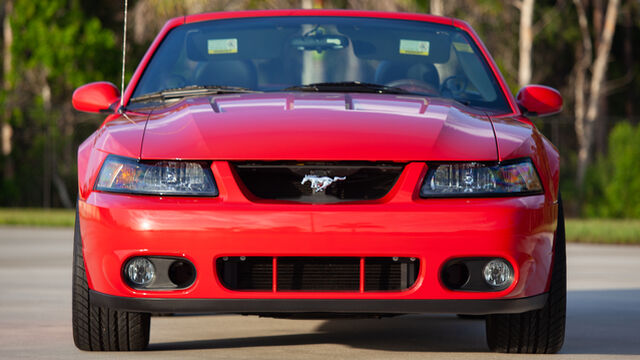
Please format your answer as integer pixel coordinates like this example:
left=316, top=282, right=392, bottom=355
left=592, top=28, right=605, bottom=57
left=399, top=39, right=430, bottom=56
left=453, top=42, right=473, bottom=53
left=208, top=38, right=238, bottom=54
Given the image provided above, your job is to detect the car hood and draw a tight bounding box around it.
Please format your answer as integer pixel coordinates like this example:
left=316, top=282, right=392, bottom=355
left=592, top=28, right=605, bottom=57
left=139, top=93, right=498, bottom=161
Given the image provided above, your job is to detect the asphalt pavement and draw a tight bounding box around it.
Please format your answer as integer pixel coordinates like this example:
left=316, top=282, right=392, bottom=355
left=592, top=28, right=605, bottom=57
left=1, top=227, right=639, bottom=359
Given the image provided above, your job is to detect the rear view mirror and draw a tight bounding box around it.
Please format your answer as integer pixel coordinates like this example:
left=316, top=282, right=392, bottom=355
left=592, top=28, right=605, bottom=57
left=72, top=82, right=120, bottom=113
left=290, top=34, right=348, bottom=52
left=516, top=85, right=563, bottom=117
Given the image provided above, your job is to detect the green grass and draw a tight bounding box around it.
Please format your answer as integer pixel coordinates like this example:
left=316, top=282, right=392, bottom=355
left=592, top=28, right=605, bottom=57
left=0, top=208, right=639, bottom=244
left=565, top=218, right=640, bottom=245
left=0, top=208, right=75, bottom=227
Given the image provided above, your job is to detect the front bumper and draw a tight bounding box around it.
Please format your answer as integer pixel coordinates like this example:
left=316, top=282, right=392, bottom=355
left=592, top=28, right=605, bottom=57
left=79, top=162, right=557, bottom=307
left=90, top=290, right=548, bottom=315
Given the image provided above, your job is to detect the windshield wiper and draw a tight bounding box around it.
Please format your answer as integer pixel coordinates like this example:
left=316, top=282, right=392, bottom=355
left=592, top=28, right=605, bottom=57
left=283, top=81, right=416, bottom=95
left=129, top=85, right=259, bottom=103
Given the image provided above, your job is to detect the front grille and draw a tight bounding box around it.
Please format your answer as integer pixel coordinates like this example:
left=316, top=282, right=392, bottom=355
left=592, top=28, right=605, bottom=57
left=277, top=257, right=360, bottom=291
left=365, top=257, right=418, bottom=291
left=216, top=256, right=420, bottom=292
left=233, top=162, right=404, bottom=203
left=217, top=257, right=272, bottom=290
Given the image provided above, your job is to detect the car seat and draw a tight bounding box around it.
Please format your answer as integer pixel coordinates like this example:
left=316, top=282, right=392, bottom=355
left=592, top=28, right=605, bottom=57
left=194, top=60, right=258, bottom=89
left=374, top=61, right=440, bottom=91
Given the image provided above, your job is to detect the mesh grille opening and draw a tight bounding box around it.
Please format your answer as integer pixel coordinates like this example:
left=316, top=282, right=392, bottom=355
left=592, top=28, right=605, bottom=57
left=364, top=257, right=419, bottom=291
left=277, top=257, right=360, bottom=291
left=216, top=257, right=272, bottom=290
left=233, top=162, right=404, bottom=203
left=216, top=256, right=419, bottom=292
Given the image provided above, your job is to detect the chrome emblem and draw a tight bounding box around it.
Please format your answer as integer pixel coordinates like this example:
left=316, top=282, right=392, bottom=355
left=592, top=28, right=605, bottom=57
left=301, top=175, right=346, bottom=193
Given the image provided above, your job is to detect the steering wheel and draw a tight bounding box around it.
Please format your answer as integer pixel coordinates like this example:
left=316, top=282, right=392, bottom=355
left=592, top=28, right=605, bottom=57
left=161, top=74, right=187, bottom=89
left=440, top=76, right=469, bottom=98
left=385, top=79, right=440, bottom=96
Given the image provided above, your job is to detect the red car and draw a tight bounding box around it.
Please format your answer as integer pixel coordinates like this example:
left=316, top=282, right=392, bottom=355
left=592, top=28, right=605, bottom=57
left=71, top=9, right=565, bottom=353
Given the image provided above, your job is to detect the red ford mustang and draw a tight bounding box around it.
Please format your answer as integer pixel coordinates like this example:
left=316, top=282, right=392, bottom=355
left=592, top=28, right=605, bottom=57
left=71, top=9, right=565, bottom=353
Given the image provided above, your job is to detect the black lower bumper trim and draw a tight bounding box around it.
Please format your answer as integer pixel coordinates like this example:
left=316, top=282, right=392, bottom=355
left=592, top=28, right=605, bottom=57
left=90, top=290, right=547, bottom=315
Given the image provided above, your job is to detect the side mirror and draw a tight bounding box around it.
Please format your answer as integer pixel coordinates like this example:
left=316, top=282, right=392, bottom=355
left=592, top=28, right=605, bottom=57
left=72, top=82, right=120, bottom=113
left=516, top=85, right=563, bottom=117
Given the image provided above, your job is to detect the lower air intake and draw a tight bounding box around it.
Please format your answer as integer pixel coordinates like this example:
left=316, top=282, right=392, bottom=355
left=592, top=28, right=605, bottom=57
left=277, top=257, right=360, bottom=291
left=216, top=256, right=419, bottom=292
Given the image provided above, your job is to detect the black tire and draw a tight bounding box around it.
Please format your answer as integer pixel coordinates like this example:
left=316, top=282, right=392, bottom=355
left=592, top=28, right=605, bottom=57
left=485, top=196, right=566, bottom=354
left=72, top=208, right=151, bottom=351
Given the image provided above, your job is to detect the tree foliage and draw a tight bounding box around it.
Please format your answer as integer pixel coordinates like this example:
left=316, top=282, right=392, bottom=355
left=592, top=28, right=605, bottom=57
left=1, top=0, right=119, bottom=206
left=9, top=0, right=119, bottom=93
left=585, top=121, right=640, bottom=218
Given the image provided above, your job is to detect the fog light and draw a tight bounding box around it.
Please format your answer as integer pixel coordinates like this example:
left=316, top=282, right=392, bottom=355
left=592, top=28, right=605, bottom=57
left=483, top=259, right=512, bottom=288
left=125, top=257, right=156, bottom=287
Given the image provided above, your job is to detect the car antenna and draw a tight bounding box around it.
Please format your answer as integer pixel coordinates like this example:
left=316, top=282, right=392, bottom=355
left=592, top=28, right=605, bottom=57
left=119, top=0, right=129, bottom=113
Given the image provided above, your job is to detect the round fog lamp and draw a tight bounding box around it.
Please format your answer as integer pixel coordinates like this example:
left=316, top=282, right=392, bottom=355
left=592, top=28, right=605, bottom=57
left=483, top=259, right=512, bottom=288
left=125, top=257, right=156, bottom=287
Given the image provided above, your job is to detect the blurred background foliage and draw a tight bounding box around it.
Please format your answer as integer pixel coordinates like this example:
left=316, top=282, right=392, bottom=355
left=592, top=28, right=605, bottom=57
left=0, top=0, right=639, bottom=219
left=584, top=121, right=640, bottom=217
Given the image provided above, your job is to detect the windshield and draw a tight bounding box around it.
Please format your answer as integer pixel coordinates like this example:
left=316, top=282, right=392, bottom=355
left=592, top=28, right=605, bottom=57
left=132, top=16, right=510, bottom=112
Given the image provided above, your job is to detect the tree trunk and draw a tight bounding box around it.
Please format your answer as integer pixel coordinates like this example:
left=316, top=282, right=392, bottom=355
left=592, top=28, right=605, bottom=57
left=623, top=4, right=633, bottom=120
left=53, top=173, right=73, bottom=209
left=42, top=78, right=52, bottom=208
left=430, top=0, right=444, bottom=16
left=593, top=0, right=608, bottom=156
left=572, top=0, right=591, bottom=190
left=574, top=0, right=620, bottom=189
left=518, top=0, right=535, bottom=88
left=347, top=0, right=401, bottom=11
left=2, top=0, right=14, bottom=180
left=301, top=0, right=323, bottom=8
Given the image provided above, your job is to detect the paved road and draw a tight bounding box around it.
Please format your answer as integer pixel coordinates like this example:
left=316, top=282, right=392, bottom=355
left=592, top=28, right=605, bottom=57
left=1, top=227, right=639, bottom=359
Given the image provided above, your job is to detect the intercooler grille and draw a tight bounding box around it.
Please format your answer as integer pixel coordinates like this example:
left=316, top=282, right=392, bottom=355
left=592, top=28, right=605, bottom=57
left=216, top=256, right=419, bottom=292
left=277, top=257, right=360, bottom=291
left=232, top=162, right=404, bottom=203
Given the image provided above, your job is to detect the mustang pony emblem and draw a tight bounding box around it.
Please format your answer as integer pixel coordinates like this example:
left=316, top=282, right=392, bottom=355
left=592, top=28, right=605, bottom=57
left=301, top=175, right=346, bottom=193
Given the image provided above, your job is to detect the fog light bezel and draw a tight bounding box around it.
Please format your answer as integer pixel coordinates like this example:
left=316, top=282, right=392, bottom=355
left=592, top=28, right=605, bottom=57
left=122, top=256, right=196, bottom=290
left=440, top=257, right=514, bottom=292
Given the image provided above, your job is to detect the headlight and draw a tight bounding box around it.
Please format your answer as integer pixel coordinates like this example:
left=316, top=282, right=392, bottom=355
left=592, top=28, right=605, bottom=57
left=420, top=159, right=543, bottom=197
left=95, top=155, right=218, bottom=196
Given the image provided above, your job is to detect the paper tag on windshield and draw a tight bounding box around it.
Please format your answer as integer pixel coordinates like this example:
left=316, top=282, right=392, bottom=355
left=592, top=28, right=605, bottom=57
left=208, top=38, right=238, bottom=54
left=399, top=39, right=430, bottom=56
left=453, top=42, right=473, bottom=53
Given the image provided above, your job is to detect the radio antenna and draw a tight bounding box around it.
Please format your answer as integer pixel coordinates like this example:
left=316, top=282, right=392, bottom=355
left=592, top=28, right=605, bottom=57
left=119, top=0, right=129, bottom=110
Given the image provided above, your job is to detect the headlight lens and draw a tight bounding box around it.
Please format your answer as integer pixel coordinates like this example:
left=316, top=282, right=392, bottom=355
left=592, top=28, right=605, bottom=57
left=420, top=159, right=542, bottom=197
left=95, top=155, right=218, bottom=196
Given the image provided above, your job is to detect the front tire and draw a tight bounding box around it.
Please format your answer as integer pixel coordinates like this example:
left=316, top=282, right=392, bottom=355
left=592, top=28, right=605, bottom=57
left=485, top=197, right=566, bottom=354
left=72, top=208, right=151, bottom=351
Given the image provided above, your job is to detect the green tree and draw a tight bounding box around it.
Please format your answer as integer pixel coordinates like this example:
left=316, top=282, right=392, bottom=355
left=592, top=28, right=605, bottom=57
left=0, top=0, right=119, bottom=207
left=585, top=121, right=640, bottom=218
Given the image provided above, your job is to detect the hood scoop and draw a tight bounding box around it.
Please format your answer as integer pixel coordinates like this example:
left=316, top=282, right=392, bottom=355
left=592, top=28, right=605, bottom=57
left=211, top=93, right=429, bottom=115
left=212, top=96, right=288, bottom=113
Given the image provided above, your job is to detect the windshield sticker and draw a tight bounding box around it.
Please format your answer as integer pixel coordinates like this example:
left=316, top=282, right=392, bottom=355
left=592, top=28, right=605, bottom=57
left=399, top=39, right=430, bottom=56
left=208, top=38, right=238, bottom=54
left=453, top=42, right=474, bottom=53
